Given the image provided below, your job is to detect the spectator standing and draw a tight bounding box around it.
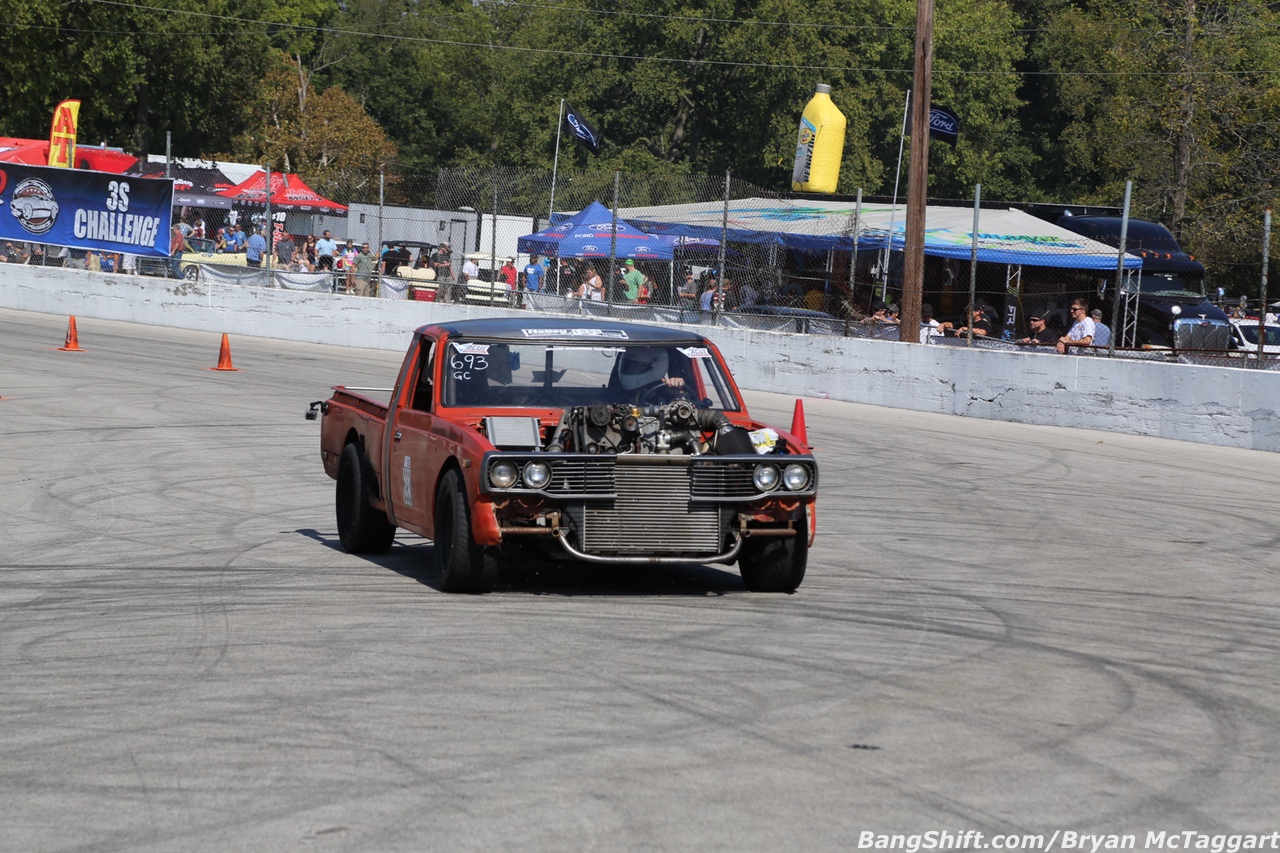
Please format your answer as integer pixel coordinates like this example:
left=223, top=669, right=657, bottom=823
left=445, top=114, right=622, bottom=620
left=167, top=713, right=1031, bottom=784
left=576, top=265, right=604, bottom=301
left=1057, top=299, right=1096, bottom=354
left=431, top=242, right=453, bottom=281
left=700, top=278, right=722, bottom=312
left=1090, top=309, right=1112, bottom=348
left=622, top=259, right=645, bottom=302
left=304, top=235, right=318, bottom=268
left=315, top=230, right=338, bottom=271
left=245, top=227, right=267, bottom=268
left=462, top=255, right=479, bottom=283
left=229, top=224, right=247, bottom=252
left=354, top=242, right=377, bottom=297
left=1017, top=312, right=1060, bottom=345
left=192, top=217, right=206, bottom=239
left=919, top=303, right=944, bottom=343
left=678, top=271, right=698, bottom=302
left=168, top=225, right=190, bottom=277
left=276, top=232, right=296, bottom=267
left=500, top=259, right=518, bottom=289
left=950, top=304, right=995, bottom=337
left=523, top=255, right=544, bottom=293
left=339, top=239, right=357, bottom=287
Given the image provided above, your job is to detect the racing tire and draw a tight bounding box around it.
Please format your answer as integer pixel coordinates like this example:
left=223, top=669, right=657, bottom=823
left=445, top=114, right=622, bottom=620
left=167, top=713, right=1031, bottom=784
left=433, top=468, right=499, bottom=594
left=738, top=534, right=807, bottom=592
left=336, top=442, right=396, bottom=554
left=183, top=265, right=200, bottom=281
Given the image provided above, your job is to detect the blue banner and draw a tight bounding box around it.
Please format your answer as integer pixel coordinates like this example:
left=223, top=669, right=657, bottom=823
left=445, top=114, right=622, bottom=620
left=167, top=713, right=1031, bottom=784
left=1, top=163, right=173, bottom=258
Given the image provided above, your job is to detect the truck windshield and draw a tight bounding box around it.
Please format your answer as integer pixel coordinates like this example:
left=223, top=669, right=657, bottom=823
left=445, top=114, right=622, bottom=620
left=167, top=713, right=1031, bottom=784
left=442, top=340, right=743, bottom=411
left=1138, top=273, right=1207, bottom=298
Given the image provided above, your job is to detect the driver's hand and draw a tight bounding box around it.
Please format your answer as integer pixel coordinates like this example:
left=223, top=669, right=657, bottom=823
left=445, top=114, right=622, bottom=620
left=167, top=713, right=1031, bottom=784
left=661, top=376, right=685, bottom=387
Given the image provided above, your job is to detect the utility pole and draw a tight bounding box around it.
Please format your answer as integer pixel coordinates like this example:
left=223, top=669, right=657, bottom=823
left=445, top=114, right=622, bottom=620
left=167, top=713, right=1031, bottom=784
left=900, top=0, right=935, bottom=342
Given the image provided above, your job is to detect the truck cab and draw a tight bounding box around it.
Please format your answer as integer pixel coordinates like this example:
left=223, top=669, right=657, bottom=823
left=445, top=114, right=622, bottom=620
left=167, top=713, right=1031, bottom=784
left=1056, top=215, right=1229, bottom=348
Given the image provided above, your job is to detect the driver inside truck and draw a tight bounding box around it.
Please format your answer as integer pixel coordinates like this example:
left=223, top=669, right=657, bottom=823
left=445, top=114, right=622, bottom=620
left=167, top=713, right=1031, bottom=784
left=610, top=347, right=694, bottom=404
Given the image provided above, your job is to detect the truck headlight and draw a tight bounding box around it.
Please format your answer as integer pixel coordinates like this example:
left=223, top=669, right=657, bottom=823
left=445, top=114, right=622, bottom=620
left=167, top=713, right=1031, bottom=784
left=753, top=463, right=780, bottom=492
left=489, top=460, right=518, bottom=489
left=523, top=461, right=552, bottom=489
left=782, top=463, right=810, bottom=491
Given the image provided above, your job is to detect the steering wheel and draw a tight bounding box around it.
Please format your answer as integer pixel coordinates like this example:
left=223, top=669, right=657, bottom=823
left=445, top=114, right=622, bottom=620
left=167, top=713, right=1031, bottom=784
left=637, top=381, right=690, bottom=406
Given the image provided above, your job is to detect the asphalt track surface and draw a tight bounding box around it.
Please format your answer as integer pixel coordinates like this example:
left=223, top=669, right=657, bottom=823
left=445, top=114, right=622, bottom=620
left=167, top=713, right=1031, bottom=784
left=2, top=307, right=1279, bottom=852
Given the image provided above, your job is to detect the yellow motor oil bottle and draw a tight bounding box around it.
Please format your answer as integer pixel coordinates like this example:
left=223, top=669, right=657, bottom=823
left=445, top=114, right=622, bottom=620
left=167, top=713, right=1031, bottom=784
left=791, top=83, right=846, bottom=193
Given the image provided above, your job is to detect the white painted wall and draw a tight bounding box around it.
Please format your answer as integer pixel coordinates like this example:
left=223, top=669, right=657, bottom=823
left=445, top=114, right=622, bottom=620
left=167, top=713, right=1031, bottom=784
left=4, top=265, right=1278, bottom=451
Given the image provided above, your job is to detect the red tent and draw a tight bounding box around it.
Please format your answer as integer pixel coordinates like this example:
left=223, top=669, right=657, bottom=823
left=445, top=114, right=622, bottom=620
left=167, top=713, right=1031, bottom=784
left=216, top=169, right=348, bottom=215
left=0, top=137, right=137, bottom=172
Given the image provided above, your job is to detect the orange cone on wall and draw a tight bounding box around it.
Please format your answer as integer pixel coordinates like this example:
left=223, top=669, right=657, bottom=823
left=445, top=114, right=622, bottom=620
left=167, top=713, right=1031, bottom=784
left=57, top=316, right=83, bottom=352
left=210, top=333, right=239, bottom=371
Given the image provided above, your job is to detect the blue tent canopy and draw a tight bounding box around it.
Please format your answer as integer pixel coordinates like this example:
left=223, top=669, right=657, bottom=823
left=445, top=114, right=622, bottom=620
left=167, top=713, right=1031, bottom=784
left=518, top=201, right=719, bottom=261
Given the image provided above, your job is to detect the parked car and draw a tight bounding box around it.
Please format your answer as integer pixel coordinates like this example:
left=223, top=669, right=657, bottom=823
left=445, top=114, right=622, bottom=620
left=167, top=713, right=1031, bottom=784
left=1228, top=318, right=1280, bottom=355
left=309, top=318, right=819, bottom=593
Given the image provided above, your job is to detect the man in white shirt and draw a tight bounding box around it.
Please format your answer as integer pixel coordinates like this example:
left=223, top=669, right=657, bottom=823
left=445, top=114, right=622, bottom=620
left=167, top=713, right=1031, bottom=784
left=1057, top=299, right=1096, bottom=354
left=919, top=303, right=943, bottom=343
left=461, top=257, right=479, bottom=282
left=315, top=230, right=338, bottom=271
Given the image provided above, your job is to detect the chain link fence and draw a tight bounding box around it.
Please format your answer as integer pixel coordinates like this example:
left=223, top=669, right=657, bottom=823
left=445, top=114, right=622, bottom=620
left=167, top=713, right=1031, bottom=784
left=16, top=163, right=1278, bottom=369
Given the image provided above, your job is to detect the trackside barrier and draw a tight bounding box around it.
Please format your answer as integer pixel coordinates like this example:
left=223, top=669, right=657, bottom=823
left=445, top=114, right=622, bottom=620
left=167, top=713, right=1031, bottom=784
left=2, top=264, right=1278, bottom=452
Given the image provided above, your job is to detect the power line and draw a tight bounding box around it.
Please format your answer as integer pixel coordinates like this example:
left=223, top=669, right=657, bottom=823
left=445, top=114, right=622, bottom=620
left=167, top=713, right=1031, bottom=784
left=41, top=0, right=1280, bottom=78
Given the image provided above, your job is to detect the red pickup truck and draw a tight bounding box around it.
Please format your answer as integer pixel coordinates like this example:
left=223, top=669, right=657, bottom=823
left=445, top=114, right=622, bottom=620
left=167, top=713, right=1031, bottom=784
left=309, top=317, right=818, bottom=593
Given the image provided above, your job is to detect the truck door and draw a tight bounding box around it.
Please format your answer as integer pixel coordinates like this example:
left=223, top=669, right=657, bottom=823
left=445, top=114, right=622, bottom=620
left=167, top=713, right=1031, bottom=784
left=386, top=336, right=439, bottom=536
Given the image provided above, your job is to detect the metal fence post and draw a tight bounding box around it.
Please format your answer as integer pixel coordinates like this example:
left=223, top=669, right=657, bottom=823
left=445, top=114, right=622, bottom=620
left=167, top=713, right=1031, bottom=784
left=376, top=170, right=384, bottom=297
left=714, top=170, right=729, bottom=325
left=607, top=170, right=620, bottom=316
left=490, top=169, right=499, bottom=307
left=1108, top=181, right=1132, bottom=356
left=1258, top=206, right=1271, bottom=366
left=968, top=184, right=980, bottom=347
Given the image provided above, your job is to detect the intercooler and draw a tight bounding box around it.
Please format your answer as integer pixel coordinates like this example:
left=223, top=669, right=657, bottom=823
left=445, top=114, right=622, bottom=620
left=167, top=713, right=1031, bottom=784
left=563, top=456, right=722, bottom=555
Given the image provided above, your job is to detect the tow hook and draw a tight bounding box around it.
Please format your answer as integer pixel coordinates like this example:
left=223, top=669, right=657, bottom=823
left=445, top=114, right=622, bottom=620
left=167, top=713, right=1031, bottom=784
left=305, top=400, right=328, bottom=421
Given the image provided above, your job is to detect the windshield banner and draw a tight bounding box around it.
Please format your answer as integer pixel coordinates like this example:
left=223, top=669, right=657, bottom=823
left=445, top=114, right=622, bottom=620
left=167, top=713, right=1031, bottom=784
left=0, top=162, right=174, bottom=258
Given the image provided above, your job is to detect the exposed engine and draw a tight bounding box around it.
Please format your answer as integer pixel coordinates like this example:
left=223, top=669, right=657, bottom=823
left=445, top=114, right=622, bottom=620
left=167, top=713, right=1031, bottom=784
left=545, top=400, right=756, bottom=456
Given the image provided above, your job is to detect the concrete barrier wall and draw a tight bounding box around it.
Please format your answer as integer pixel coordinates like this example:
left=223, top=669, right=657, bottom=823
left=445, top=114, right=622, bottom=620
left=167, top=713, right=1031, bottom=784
left=4, top=265, right=1278, bottom=452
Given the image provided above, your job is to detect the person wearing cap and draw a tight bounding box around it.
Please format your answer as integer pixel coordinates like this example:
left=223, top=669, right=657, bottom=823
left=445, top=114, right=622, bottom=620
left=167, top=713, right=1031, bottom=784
left=1017, top=311, right=1060, bottom=345
left=523, top=254, right=544, bottom=293
left=919, top=303, right=943, bottom=343
left=1090, top=308, right=1112, bottom=348
left=621, top=258, right=645, bottom=302
left=431, top=242, right=452, bottom=281
left=949, top=304, right=994, bottom=337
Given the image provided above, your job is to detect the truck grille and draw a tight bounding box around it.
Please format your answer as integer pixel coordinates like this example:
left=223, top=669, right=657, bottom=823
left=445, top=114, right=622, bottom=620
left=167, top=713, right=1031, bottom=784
left=546, top=458, right=615, bottom=496
left=565, top=458, right=721, bottom=555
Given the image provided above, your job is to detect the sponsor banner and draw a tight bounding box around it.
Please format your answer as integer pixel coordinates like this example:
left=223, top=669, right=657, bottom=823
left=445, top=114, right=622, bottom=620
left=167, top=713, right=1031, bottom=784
left=0, top=162, right=173, bottom=258
left=48, top=99, right=81, bottom=168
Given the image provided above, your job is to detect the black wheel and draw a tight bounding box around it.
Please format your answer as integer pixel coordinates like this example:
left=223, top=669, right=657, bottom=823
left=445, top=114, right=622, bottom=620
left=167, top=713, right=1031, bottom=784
left=336, top=443, right=396, bottom=554
left=433, top=468, right=499, bottom=593
left=738, top=534, right=807, bottom=592
left=183, top=265, right=200, bottom=281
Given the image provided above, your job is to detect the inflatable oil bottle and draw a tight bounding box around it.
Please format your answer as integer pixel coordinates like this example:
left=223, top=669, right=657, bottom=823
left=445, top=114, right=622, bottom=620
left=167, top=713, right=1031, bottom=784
left=791, top=83, right=847, bottom=193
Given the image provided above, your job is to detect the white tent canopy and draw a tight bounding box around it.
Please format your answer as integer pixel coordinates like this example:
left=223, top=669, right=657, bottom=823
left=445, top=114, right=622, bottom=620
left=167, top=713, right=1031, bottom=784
left=614, top=197, right=1141, bottom=271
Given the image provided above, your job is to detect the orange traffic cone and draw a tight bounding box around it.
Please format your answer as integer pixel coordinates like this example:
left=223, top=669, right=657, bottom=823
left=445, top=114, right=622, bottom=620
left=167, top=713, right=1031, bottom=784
left=210, top=333, right=239, bottom=371
left=57, top=316, right=83, bottom=352
left=790, top=398, right=809, bottom=446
